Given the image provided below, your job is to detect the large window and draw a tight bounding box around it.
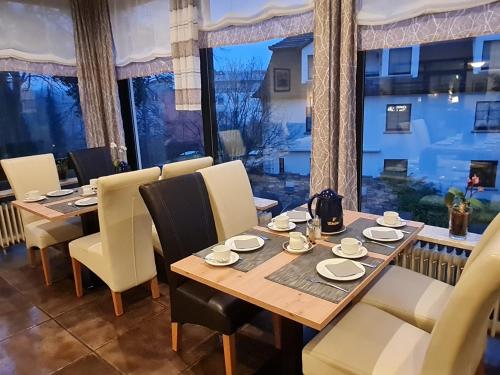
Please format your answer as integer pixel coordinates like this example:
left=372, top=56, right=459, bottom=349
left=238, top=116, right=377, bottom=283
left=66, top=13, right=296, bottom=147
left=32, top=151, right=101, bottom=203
left=213, top=33, right=313, bottom=212
left=361, top=35, right=500, bottom=234
left=0, top=71, right=85, bottom=189
left=130, top=73, right=204, bottom=168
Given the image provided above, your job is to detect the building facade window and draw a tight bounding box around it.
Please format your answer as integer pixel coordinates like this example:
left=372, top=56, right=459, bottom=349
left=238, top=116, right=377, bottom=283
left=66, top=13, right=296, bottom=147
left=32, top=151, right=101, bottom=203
left=470, top=160, right=498, bottom=188
left=386, top=104, right=411, bottom=132
left=482, top=40, right=500, bottom=70
left=383, top=159, right=408, bottom=176
left=475, top=101, right=500, bottom=131
left=388, top=47, right=413, bottom=75
left=307, top=55, right=313, bottom=81
left=365, top=50, right=381, bottom=77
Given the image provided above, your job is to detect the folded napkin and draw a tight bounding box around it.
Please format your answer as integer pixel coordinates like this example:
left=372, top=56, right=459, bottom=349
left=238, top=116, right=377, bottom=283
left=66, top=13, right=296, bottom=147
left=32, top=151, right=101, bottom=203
left=287, top=210, right=307, bottom=220
left=325, top=260, right=362, bottom=277
left=370, top=229, right=398, bottom=240
left=234, top=238, right=260, bottom=249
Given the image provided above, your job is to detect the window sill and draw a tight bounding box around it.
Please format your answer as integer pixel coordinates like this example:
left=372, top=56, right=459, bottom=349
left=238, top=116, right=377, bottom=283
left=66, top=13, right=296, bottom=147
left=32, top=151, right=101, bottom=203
left=384, top=131, right=412, bottom=134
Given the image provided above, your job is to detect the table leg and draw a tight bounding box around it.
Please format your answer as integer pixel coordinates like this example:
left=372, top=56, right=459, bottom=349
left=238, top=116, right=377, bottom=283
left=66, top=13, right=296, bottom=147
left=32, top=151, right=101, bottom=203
left=279, top=317, right=303, bottom=374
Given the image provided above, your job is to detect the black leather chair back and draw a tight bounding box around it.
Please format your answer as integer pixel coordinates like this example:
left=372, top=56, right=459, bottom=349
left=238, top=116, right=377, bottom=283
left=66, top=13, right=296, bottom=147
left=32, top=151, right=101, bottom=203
left=140, top=173, right=218, bottom=285
left=69, top=146, right=115, bottom=186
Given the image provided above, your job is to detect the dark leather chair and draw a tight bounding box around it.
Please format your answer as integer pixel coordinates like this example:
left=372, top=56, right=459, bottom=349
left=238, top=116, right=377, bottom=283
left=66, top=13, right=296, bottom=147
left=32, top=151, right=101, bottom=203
left=139, top=173, right=260, bottom=375
left=68, top=146, right=115, bottom=186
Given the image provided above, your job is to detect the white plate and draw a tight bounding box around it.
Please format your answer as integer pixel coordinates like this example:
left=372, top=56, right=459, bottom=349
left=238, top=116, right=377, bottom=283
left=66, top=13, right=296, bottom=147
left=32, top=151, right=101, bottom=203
left=205, top=251, right=239, bottom=266
left=282, top=241, right=314, bottom=254
left=267, top=222, right=297, bottom=232
left=376, top=217, right=407, bottom=228
left=316, top=258, right=365, bottom=281
left=363, top=226, right=403, bottom=242
left=322, top=225, right=346, bottom=235
left=23, top=196, right=46, bottom=203
left=285, top=211, right=312, bottom=223
left=224, top=235, right=265, bottom=252
left=74, top=197, right=98, bottom=207
left=332, top=245, right=368, bottom=259
left=81, top=192, right=96, bottom=197
left=46, top=189, right=74, bottom=197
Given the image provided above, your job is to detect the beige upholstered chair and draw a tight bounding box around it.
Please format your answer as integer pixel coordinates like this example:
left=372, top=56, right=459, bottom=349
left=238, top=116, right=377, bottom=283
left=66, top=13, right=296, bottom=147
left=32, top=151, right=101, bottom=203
left=359, top=213, right=500, bottom=332
left=151, top=157, right=215, bottom=254
left=69, top=167, right=161, bottom=316
left=303, top=228, right=500, bottom=375
left=1, top=154, right=83, bottom=286
left=197, top=160, right=257, bottom=241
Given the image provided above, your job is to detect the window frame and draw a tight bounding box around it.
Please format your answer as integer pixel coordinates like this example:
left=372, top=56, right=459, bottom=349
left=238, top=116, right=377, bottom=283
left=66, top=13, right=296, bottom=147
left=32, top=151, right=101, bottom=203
left=474, top=100, right=500, bottom=132
left=470, top=160, right=498, bottom=189
left=385, top=103, right=412, bottom=133
left=383, top=159, right=409, bottom=177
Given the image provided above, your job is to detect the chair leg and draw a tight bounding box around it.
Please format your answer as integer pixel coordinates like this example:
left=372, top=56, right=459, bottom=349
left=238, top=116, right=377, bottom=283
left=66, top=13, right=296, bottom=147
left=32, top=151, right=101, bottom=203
left=40, top=247, right=51, bottom=286
left=222, top=334, right=236, bottom=375
left=111, top=291, right=123, bottom=316
left=172, top=322, right=181, bottom=352
left=272, top=313, right=282, bottom=350
left=150, top=276, right=160, bottom=299
left=28, top=248, right=36, bottom=268
left=71, top=258, right=83, bottom=297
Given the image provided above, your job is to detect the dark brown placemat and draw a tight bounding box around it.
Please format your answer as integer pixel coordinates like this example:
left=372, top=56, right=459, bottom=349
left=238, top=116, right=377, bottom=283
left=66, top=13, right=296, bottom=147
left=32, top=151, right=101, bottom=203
left=195, top=229, right=286, bottom=272
left=265, top=244, right=383, bottom=303
left=322, top=217, right=417, bottom=256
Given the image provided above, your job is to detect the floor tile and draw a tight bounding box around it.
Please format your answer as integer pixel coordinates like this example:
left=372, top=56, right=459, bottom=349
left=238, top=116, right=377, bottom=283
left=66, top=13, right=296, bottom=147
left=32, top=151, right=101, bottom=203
left=56, top=288, right=165, bottom=350
left=54, top=354, right=122, bottom=375
left=0, top=320, right=90, bottom=375
left=96, top=311, right=218, bottom=375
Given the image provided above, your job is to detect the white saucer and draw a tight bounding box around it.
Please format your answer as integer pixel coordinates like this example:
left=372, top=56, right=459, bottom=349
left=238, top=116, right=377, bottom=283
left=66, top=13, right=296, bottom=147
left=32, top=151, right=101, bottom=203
left=282, top=241, right=314, bottom=254
left=46, top=189, right=74, bottom=197
left=376, top=217, right=407, bottom=228
left=205, top=251, right=239, bottom=266
left=363, top=226, right=403, bottom=242
left=267, top=222, right=297, bottom=232
left=332, top=245, right=368, bottom=259
left=322, top=225, right=346, bottom=235
left=74, top=197, right=98, bottom=207
left=225, top=235, right=264, bottom=252
left=316, top=259, right=365, bottom=281
left=23, top=196, right=46, bottom=203
left=285, top=211, right=312, bottom=223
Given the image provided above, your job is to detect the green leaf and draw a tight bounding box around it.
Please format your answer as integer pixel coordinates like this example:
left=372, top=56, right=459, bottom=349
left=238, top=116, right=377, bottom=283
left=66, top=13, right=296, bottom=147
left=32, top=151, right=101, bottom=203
left=444, top=192, right=455, bottom=207
left=469, top=198, right=484, bottom=209
left=448, top=187, right=463, bottom=196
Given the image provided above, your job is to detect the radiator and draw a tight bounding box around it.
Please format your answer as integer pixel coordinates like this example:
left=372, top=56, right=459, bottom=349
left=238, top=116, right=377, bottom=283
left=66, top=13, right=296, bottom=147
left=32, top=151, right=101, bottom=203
left=397, top=240, right=499, bottom=336
left=0, top=202, right=25, bottom=248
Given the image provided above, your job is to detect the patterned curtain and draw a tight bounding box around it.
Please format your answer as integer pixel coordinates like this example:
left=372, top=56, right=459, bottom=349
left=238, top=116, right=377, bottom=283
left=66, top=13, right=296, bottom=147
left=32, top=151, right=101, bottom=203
left=170, top=0, right=201, bottom=111
left=311, top=0, right=358, bottom=210
left=70, top=0, right=126, bottom=158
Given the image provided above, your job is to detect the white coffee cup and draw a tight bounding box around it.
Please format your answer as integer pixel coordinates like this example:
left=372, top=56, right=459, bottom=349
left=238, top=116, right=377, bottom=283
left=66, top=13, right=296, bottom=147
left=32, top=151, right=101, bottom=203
left=25, top=190, right=41, bottom=200
left=340, top=237, right=362, bottom=255
left=289, top=231, right=307, bottom=250
left=384, top=211, right=401, bottom=225
left=89, top=178, right=98, bottom=192
left=273, top=215, right=290, bottom=229
left=82, top=185, right=93, bottom=195
left=211, top=244, right=231, bottom=263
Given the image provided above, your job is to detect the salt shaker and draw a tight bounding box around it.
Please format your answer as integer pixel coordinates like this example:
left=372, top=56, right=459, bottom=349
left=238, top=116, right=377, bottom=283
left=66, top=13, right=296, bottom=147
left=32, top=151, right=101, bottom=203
left=313, top=215, right=322, bottom=240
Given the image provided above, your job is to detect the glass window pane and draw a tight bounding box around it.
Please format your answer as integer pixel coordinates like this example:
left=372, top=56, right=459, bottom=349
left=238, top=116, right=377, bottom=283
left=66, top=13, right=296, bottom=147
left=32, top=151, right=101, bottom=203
left=361, top=35, right=500, bottom=234
left=213, top=34, right=313, bottom=211
left=388, top=47, right=412, bottom=75
left=131, top=73, right=204, bottom=168
left=482, top=40, right=500, bottom=70
left=365, top=50, right=381, bottom=77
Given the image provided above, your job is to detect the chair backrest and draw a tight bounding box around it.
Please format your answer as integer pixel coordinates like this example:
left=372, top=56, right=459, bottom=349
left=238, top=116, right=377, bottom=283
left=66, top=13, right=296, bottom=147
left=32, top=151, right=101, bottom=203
left=97, top=167, right=160, bottom=291
left=219, top=129, right=246, bottom=159
left=69, top=146, right=115, bottom=186
left=139, top=173, right=218, bottom=286
left=198, top=160, right=257, bottom=241
left=1, top=154, right=60, bottom=225
left=462, top=212, right=500, bottom=274
left=422, top=230, right=500, bottom=375
left=161, top=156, right=213, bottom=180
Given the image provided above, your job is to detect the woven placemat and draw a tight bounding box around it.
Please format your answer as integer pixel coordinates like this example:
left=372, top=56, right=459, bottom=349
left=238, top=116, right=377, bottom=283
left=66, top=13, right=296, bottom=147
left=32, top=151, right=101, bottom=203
left=195, top=229, right=286, bottom=272
left=322, top=217, right=417, bottom=256
left=49, top=200, right=96, bottom=214
left=265, top=244, right=383, bottom=304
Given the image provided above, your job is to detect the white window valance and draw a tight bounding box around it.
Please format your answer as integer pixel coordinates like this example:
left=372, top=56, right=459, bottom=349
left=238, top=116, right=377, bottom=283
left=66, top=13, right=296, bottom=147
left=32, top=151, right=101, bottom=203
left=0, top=0, right=76, bottom=66
left=199, top=0, right=313, bottom=31
left=357, top=0, right=498, bottom=25
left=108, top=0, right=171, bottom=67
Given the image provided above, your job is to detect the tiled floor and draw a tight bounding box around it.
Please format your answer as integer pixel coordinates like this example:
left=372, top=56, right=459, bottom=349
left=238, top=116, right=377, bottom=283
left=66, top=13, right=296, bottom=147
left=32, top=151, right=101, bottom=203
left=0, top=243, right=500, bottom=375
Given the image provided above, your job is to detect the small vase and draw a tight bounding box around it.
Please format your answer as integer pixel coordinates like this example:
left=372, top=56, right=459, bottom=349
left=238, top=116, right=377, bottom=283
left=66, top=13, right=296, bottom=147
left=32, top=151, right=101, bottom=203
left=449, top=207, right=469, bottom=240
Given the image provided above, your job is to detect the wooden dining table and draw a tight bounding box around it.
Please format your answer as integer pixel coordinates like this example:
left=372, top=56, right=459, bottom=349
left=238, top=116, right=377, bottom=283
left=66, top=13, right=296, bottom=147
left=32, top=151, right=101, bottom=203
left=171, top=206, right=424, bottom=373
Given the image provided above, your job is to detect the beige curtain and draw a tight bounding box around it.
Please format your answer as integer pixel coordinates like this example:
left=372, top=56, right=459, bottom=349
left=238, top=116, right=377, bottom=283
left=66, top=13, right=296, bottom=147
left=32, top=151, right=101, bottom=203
left=310, top=0, right=358, bottom=210
left=71, top=0, right=126, bottom=158
left=170, top=0, right=201, bottom=111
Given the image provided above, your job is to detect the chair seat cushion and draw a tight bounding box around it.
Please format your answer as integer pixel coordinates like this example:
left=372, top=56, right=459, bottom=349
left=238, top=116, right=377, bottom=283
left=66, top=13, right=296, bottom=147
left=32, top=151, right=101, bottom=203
left=359, top=265, right=453, bottom=332
left=173, top=280, right=260, bottom=335
left=24, top=216, right=83, bottom=250
left=69, top=233, right=107, bottom=283
left=152, top=224, right=162, bottom=255
left=303, top=303, right=430, bottom=375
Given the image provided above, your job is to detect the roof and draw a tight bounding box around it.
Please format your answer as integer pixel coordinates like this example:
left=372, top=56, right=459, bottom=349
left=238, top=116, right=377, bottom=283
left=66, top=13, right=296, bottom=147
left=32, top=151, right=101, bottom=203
left=268, top=33, right=313, bottom=51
